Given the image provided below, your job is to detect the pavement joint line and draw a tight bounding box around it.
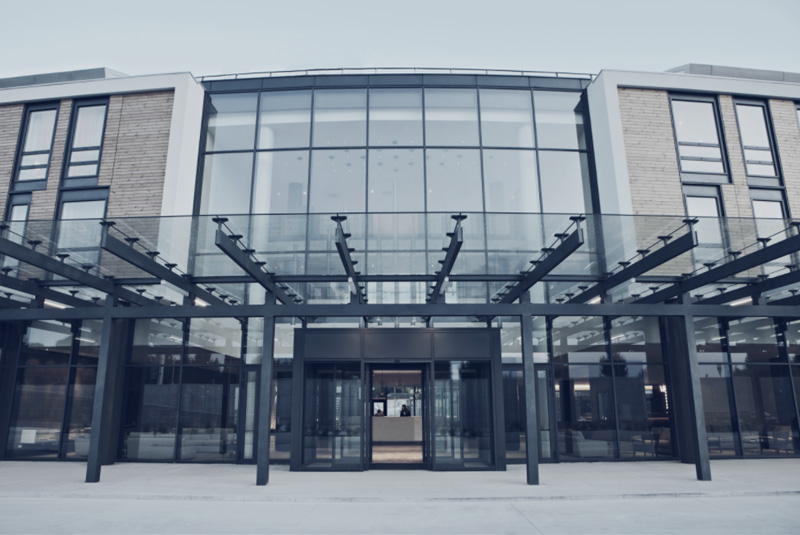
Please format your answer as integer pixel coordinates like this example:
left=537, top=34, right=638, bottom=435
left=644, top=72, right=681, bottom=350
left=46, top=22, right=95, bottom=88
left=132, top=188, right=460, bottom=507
left=1, top=490, right=798, bottom=503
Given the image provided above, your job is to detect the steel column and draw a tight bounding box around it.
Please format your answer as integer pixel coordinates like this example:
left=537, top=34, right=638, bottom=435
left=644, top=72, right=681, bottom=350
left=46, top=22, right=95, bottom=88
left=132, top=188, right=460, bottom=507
left=256, top=294, right=276, bottom=485
left=519, top=294, right=540, bottom=484
left=680, top=309, right=712, bottom=481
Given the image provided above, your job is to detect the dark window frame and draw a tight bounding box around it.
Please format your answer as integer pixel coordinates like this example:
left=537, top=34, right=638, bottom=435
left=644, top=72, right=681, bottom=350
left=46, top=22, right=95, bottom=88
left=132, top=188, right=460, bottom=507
left=62, top=97, right=109, bottom=185
left=733, top=99, right=782, bottom=187
left=12, top=102, right=60, bottom=191
left=668, top=94, right=730, bottom=185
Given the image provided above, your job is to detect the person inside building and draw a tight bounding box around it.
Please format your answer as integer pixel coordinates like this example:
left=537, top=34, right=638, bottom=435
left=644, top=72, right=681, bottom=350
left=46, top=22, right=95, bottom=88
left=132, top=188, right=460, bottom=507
left=375, top=409, right=384, bottom=416
left=400, top=404, right=411, bottom=417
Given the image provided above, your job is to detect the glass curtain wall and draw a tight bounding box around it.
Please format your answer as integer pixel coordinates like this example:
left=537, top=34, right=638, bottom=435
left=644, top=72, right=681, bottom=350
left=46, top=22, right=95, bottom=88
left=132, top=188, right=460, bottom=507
left=696, top=317, right=800, bottom=458
left=5, top=320, right=101, bottom=459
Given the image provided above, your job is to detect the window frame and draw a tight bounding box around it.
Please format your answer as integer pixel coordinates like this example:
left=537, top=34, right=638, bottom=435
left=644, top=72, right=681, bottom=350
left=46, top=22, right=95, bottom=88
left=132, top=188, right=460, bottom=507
left=13, top=102, right=59, bottom=191
left=62, top=97, right=109, bottom=186
left=733, top=99, right=782, bottom=187
left=668, top=94, right=730, bottom=185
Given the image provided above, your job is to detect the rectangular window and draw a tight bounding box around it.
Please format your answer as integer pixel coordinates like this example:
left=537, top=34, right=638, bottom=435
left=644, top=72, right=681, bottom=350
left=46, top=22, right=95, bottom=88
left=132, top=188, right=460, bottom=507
left=670, top=97, right=727, bottom=181
left=64, top=99, right=108, bottom=180
left=15, top=104, right=58, bottom=183
left=3, top=195, right=31, bottom=275
left=683, top=185, right=725, bottom=267
left=735, top=101, right=779, bottom=183
left=56, top=191, right=108, bottom=269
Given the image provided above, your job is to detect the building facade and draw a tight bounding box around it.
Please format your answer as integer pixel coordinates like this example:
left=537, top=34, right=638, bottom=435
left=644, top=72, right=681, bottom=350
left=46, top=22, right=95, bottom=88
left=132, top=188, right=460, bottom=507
left=0, top=65, right=798, bottom=484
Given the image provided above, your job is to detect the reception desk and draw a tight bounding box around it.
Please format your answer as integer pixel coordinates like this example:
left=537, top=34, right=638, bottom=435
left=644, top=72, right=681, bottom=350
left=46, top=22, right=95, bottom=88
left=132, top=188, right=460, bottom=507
left=372, top=416, right=422, bottom=442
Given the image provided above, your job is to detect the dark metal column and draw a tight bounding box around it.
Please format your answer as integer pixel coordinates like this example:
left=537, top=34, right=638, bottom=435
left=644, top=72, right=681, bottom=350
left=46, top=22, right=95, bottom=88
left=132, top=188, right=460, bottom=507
left=256, top=293, right=276, bottom=486
left=680, top=310, right=712, bottom=481
left=85, top=298, right=117, bottom=483
left=520, top=293, right=540, bottom=485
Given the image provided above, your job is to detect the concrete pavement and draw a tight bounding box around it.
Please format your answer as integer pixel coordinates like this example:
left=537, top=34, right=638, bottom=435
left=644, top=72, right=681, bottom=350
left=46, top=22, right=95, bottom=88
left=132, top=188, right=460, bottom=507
left=0, top=459, right=798, bottom=533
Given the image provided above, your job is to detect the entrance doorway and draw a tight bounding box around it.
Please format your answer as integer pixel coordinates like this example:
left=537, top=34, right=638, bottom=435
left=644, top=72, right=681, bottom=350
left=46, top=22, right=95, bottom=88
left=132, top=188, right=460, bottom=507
left=368, top=365, right=427, bottom=468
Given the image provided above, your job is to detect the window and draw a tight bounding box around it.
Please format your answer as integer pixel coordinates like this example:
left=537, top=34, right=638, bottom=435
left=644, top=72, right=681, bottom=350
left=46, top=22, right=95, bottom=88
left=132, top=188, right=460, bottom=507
left=56, top=191, right=108, bottom=269
left=683, top=185, right=725, bottom=266
left=670, top=97, right=727, bottom=181
left=64, top=99, right=108, bottom=180
left=3, top=195, right=31, bottom=275
left=735, top=101, right=779, bottom=184
left=15, top=104, right=58, bottom=183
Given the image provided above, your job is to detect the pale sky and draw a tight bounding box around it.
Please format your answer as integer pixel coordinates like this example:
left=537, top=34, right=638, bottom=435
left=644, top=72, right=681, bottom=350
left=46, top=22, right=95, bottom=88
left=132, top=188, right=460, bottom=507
left=2, top=0, right=799, bottom=79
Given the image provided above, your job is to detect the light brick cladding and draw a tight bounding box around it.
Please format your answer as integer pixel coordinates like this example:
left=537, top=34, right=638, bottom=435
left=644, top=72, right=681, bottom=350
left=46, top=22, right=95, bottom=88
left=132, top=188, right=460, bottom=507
left=769, top=99, right=800, bottom=219
left=0, top=104, right=23, bottom=215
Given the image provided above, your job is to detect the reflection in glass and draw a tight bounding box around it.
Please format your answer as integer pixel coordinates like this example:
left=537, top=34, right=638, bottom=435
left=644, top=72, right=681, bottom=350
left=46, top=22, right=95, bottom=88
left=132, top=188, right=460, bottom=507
left=699, top=364, right=738, bottom=457
left=555, top=364, right=616, bottom=459
left=24, top=109, right=58, bottom=152
left=368, top=149, right=424, bottom=211
left=425, top=149, right=482, bottom=212
left=186, top=318, right=242, bottom=365
left=258, top=90, right=311, bottom=149
left=685, top=195, right=725, bottom=267
left=130, top=318, right=183, bottom=365
left=271, top=370, right=293, bottom=461
left=726, top=317, right=782, bottom=364
left=480, top=89, right=534, bottom=148
left=206, top=93, right=258, bottom=151
left=253, top=151, right=309, bottom=214
left=369, top=89, right=423, bottom=146
left=200, top=152, right=254, bottom=215
left=483, top=149, right=538, bottom=212
left=424, top=89, right=479, bottom=146
left=671, top=99, right=724, bottom=174
left=534, top=91, right=586, bottom=149
left=312, top=89, right=367, bottom=147
left=75, top=320, right=103, bottom=365
left=309, top=149, right=366, bottom=213
left=614, top=364, right=671, bottom=458
left=62, top=367, right=97, bottom=458
left=538, top=151, right=590, bottom=214
left=551, top=316, right=607, bottom=364
left=694, top=318, right=726, bottom=363
left=122, top=366, right=181, bottom=460
left=19, top=320, right=73, bottom=366
left=5, top=366, right=69, bottom=458
left=179, top=366, right=239, bottom=462
left=433, top=360, right=494, bottom=468
left=735, top=104, right=776, bottom=177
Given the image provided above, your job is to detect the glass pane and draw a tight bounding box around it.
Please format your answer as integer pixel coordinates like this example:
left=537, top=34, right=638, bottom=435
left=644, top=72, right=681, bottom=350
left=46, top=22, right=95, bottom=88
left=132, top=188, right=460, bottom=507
left=21, top=153, right=50, bottom=167
left=200, top=153, right=253, bottom=215
left=18, top=168, right=47, bottom=181
left=534, top=91, right=586, bottom=149
left=539, top=151, right=590, bottom=214
left=186, top=317, right=242, bottom=365
left=744, top=148, right=773, bottom=164
left=609, top=316, right=663, bottom=364
left=179, top=366, right=239, bottom=462
left=62, top=367, right=97, bottom=459
left=369, top=89, right=423, bottom=146
left=312, top=89, right=367, bottom=147
left=206, top=93, right=258, bottom=151
left=679, top=145, right=722, bottom=159
left=680, top=158, right=724, bottom=174
left=479, top=89, right=534, bottom=148
left=424, top=89, right=479, bottom=146
left=253, top=150, right=309, bottom=214
left=503, top=369, right=525, bottom=461
left=671, top=100, right=721, bottom=145
left=69, top=149, right=100, bottom=163
left=302, top=362, right=362, bottom=468
left=309, top=149, right=366, bottom=213
left=615, top=364, right=672, bottom=458
left=130, top=318, right=183, bottom=365
left=368, top=148, right=424, bottom=212
left=425, top=149, right=482, bottom=212
left=258, top=90, right=311, bottom=149
left=727, top=317, right=783, bottom=364
left=694, top=317, right=726, bottom=363
left=23, top=109, right=57, bottom=152
left=555, top=364, right=616, bottom=459
left=736, top=104, right=771, bottom=148
left=433, top=360, right=494, bottom=468
left=685, top=196, right=724, bottom=264
left=244, top=370, right=257, bottom=460
left=19, top=320, right=73, bottom=366
left=699, top=364, right=738, bottom=457
left=121, top=366, right=180, bottom=460
left=551, top=316, right=607, bottom=364
left=75, top=320, right=103, bottom=365
left=483, top=149, right=538, bottom=212
left=746, top=163, right=777, bottom=177
left=732, top=364, right=797, bottom=456
left=66, top=163, right=98, bottom=177
left=271, top=370, right=293, bottom=461
left=5, top=366, right=69, bottom=458
left=787, top=320, right=800, bottom=363
left=72, top=105, right=107, bottom=148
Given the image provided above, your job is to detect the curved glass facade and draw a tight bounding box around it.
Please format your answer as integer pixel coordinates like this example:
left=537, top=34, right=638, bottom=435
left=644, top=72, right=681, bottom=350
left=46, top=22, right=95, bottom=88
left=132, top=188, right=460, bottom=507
left=198, top=77, right=592, bottom=217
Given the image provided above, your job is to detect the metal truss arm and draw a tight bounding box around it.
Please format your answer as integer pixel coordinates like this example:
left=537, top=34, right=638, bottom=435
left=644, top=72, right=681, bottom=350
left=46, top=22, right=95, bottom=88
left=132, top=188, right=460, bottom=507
left=696, top=268, right=800, bottom=305
left=0, top=236, right=154, bottom=307
left=636, top=232, right=800, bottom=304
left=332, top=215, right=366, bottom=304
left=568, top=231, right=697, bottom=304
left=102, top=230, right=228, bottom=308
left=428, top=215, right=465, bottom=304
left=0, top=273, right=96, bottom=308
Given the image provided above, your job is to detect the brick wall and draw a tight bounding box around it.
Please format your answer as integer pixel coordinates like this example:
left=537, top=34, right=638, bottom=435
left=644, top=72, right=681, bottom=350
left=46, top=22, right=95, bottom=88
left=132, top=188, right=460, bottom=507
left=769, top=99, right=800, bottom=219
left=0, top=104, right=23, bottom=216
left=617, top=88, right=685, bottom=216
left=717, top=95, right=754, bottom=221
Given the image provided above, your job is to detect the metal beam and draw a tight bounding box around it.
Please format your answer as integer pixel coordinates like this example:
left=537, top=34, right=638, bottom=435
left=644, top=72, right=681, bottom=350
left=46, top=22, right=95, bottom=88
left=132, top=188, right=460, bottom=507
left=680, top=309, right=712, bottom=481
left=214, top=228, right=294, bottom=305
left=0, top=274, right=97, bottom=308
left=428, top=215, right=464, bottom=304
left=101, top=231, right=228, bottom=307
left=636, top=232, right=800, bottom=304
left=696, top=268, right=800, bottom=305
left=568, top=231, right=697, bottom=304
left=332, top=215, right=366, bottom=304
left=498, top=226, right=585, bottom=304
left=0, top=236, right=155, bottom=307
